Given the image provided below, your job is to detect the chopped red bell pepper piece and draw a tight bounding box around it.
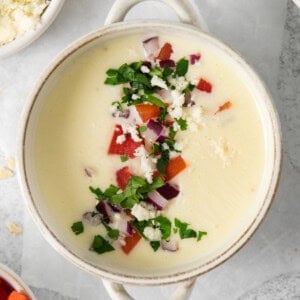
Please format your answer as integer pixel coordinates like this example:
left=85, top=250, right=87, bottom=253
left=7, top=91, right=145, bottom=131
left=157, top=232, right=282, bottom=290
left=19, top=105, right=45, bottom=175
left=156, top=42, right=173, bottom=61
left=166, top=155, right=187, bottom=181
left=121, top=231, right=141, bottom=254
left=116, top=166, right=132, bottom=190
left=197, top=78, right=212, bottom=93
left=108, top=125, right=142, bottom=158
left=215, top=101, right=232, bottom=114
left=135, top=104, right=161, bottom=123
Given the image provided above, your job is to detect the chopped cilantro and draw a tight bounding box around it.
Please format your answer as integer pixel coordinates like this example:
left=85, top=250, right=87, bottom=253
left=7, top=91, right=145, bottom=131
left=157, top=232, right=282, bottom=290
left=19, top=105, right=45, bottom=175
left=89, top=185, right=119, bottom=200
left=175, top=118, right=188, bottom=131
left=150, top=241, right=160, bottom=252
left=120, top=155, right=129, bottom=162
left=175, top=58, right=189, bottom=76
left=154, top=215, right=172, bottom=239
left=144, top=94, right=165, bottom=108
left=101, top=221, right=120, bottom=240
left=138, top=125, right=147, bottom=134
left=156, top=150, right=170, bottom=175
left=197, top=231, right=207, bottom=241
left=91, top=235, right=114, bottom=254
left=169, top=125, right=177, bottom=139
left=71, top=221, right=84, bottom=235
left=174, top=218, right=197, bottom=239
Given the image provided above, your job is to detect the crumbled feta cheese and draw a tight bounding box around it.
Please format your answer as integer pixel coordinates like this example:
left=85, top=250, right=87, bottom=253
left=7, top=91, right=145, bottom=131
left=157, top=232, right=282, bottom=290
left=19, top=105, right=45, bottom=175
left=141, top=65, right=150, bottom=73
left=132, top=94, right=140, bottom=100
left=134, top=146, right=155, bottom=183
left=151, top=75, right=168, bottom=90
left=0, top=0, right=49, bottom=46
left=172, top=121, right=180, bottom=132
left=121, top=123, right=142, bottom=142
left=143, top=227, right=162, bottom=241
left=174, top=142, right=183, bottom=151
left=208, top=138, right=236, bottom=167
left=162, top=143, right=169, bottom=150
left=169, top=76, right=188, bottom=92
left=116, top=134, right=126, bottom=144
left=168, top=90, right=185, bottom=119
left=131, top=202, right=157, bottom=221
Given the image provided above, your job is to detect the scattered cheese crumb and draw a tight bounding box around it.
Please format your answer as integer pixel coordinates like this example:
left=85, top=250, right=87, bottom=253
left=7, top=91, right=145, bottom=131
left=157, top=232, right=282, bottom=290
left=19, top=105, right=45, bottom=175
left=132, top=94, right=140, bottom=100
left=7, top=222, right=22, bottom=235
left=6, top=157, right=15, bottom=170
left=0, top=167, right=14, bottom=179
left=134, top=146, right=155, bottom=183
left=169, top=76, right=188, bottom=92
left=131, top=202, right=157, bottom=221
left=121, top=123, right=142, bottom=142
left=151, top=75, right=168, bottom=90
left=143, top=227, right=162, bottom=241
left=208, top=138, right=236, bottom=167
left=140, top=65, right=150, bottom=73
left=168, top=90, right=185, bottom=119
left=116, top=134, right=126, bottom=144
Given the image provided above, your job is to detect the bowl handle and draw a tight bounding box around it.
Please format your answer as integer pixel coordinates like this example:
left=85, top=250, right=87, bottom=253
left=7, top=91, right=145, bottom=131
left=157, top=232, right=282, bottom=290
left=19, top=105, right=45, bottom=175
left=104, top=0, right=207, bottom=30
left=102, top=278, right=196, bottom=300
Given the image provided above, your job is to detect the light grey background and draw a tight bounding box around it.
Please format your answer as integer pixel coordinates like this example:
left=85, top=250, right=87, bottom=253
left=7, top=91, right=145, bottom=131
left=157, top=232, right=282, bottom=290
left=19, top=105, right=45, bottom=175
left=0, top=0, right=299, bottom=299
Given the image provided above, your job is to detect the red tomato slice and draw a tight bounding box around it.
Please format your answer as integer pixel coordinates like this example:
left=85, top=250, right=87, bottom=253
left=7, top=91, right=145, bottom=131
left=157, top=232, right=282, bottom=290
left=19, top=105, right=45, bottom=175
left=108, top=125, right=142, bottom=158
left=121, top=231, right=142, bottom=254
left=135, top=104, right=161, bottom=123
left=156, top=43, right=173, bottom=61
left=197, top=78, right=212, bottom=93
left=116, top=166, right=132, bottom=190
left=166, top=155, right=187, bottom=181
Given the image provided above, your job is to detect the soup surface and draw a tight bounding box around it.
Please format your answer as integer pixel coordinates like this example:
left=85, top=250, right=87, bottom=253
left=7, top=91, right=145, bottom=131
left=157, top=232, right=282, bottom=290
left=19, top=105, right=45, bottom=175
left=33, top=32, right=265, bottom=275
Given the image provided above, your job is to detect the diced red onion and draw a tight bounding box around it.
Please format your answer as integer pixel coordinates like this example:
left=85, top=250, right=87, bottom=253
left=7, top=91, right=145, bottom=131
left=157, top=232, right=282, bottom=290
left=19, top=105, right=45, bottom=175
left=112, top=109, right=130, bottom=118
left=108, top=203, right=121, bottom=213
left=117, top=219, right=133, bottom=236
left=82, top=212, right=101, bottom=226
left=161, top=240, right=178, bottom=252
left=156, top=183, right=179, bottom=200
left=156, top=89, right=171, bottom=102
left=159, top=59, right=175, bottom=68
left=143, top=37, right=159, bottom=59
left=147, top=119, right=163, bottom=135
left=183, top=91, right=195, bottom=107
left=96, top=201, right=112, bottom=223
left=190, top=53, right=201, bottom=64
left=127, top=222, right=133, bottom=236
left=156, top=135, right=167, bottom=143
left=142, top=61, right=152, bottom=69
left=84, top=167, right=94, bottom=177
left=147, top=190, right=169, bottom=210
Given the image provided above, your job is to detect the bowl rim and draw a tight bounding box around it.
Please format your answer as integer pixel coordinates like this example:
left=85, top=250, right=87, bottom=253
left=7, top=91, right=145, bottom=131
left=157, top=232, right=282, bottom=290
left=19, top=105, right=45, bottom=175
left=17, top=20, right=282, bottom=286
left=0, top=263, right=36, bottom=299
left=0, top=0, right=65, bottom=58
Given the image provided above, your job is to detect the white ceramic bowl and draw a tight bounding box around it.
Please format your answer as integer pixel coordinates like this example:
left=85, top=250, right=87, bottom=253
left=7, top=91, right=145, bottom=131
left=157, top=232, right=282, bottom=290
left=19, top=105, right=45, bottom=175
left=17, top=0, right=282, bottom=299
left=0, top=0, right=65, bottom=59
left=0, top=263, right=36, bottom=300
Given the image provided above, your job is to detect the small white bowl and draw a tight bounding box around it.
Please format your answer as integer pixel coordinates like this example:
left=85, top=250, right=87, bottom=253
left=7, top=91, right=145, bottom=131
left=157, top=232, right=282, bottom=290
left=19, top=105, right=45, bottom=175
left=0, top=0, right=65, bottom=59
left=0, top=263, right=36, bottom=299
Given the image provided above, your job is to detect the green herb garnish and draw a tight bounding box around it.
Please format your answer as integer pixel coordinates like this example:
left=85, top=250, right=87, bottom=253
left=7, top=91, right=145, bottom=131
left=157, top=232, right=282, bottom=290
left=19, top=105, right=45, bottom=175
left=197, top=231, right=207, bottom=241
left=175, top=58, right=189, bottom=76
left=120, top=155, right=129, bottom=162
left=150, top=241, right=160, bottom=252
left=174, top=218, right=197, bottom=239
left=138, top=125, right=147, bottom=134
left=71, top=221, right=84, bottom=235
left=91, top=235, right=114, bottom=254
left=175, top=118, right=188, bottom=131
left=156, top=150, right=170, bottom=175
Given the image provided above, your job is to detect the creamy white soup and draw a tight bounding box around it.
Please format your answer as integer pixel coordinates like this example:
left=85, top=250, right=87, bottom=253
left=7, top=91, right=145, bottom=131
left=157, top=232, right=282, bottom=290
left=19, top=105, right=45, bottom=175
left=33, top=32, right=265, bottom=275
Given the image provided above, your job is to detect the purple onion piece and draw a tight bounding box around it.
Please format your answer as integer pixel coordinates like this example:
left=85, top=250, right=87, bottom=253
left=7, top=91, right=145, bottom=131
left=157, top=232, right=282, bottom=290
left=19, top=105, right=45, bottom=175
left=127, top=222, right=133, bottom=236
left=143, top=36, right=159, bottom=59
left=156, top=135, right=167, bottom=143
left=84, top=167, right=94, bottom=177
left=82, top=212, right=101, bottom=226
left=147, top=190, right=169, bottom=210
left=112, top=109, right=130, bottom=119
left=183, top=91, right=195, bottom=107
left=190, top=53, right=201, bottom=65
left=159, top=59, right=175, bottom=68
left=142, top=61, right=152, bottom=69
left=108, top=203, right=122, bottom=213
left=161, top=240, right=178, bottom=252
left=147, top=119, right=163, bottom=136
left=156, top=183, right=179, bottom=200
left=96, top=201, right=112, bottom=223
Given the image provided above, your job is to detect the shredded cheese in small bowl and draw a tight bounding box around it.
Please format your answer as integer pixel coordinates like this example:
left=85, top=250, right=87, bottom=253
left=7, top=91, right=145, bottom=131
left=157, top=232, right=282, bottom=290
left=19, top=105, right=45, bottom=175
left=0, top=0, right=65, bottom=58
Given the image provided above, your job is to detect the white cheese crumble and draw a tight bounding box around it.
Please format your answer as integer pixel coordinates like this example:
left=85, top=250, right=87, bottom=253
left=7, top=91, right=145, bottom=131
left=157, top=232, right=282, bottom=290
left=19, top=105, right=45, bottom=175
left=169, top=76, right=188, bottom=92
left=131, top=202, right=157, bottom=221
left=116, top=134, right=126, bottom=144
left=168, top=90, right=185, bottom=119
left=121, top=123, right=142, bottom=142
left=143, top=227, right=162, bottom=241
left=0, top=0, right=49, bottom=46
left=132, top=94, right=140, bottom=100
left=151, top=75, right=168, bottom=90
left=140, top=65, right=150, bottom=73
left=134, top=145, right=155, bottom=183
